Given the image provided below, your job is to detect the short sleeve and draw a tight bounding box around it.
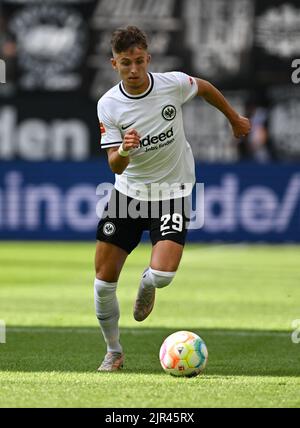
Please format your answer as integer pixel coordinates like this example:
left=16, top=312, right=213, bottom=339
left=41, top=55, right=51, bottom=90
left=171, top=72, right=198, bottom=104
left=97, top=100, right=122, bottom=149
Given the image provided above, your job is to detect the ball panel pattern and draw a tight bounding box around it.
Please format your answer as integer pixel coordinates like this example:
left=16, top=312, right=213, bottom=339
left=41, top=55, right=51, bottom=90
left=159, top=331, right=208, bottom=377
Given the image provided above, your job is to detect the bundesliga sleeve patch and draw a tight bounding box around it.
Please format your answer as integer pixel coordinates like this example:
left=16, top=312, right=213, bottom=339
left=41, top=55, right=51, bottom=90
left=99, top=122, right=106, bottom=135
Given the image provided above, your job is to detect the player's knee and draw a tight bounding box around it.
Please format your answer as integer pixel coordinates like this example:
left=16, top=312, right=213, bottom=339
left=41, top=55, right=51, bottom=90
left=150, top=268, right=176, bottom=289
left=95, top=267, right=119, bottom=283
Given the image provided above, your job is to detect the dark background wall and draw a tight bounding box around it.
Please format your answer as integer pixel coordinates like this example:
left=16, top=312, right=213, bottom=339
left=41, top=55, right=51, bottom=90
left=0, top=0, right=300, bottom=242
left=1, top=0, right=300, bottom=163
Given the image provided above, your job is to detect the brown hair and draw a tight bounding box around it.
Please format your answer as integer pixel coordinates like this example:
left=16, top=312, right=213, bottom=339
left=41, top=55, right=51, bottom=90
left=111, top=26, right=148, bottom=54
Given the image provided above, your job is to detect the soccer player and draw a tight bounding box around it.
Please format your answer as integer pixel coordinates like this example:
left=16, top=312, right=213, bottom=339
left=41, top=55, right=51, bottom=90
left=95, top=26, right=251, bottom=371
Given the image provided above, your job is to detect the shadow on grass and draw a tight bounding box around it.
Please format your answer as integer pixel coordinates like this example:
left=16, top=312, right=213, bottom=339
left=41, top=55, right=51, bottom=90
left=0, top=326, right=299, bottom=377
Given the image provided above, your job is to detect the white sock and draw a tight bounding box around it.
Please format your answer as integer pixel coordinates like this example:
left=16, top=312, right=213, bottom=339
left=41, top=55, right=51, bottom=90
left=94, top=278, right=122, bottom=354
left=141, top=267, right=176, bottom=289
left=140, top=268, right=154, bottom=289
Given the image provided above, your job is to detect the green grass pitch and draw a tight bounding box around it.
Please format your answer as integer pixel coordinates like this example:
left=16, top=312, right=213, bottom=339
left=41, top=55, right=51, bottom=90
left=0, top=242, right=300, bottom=408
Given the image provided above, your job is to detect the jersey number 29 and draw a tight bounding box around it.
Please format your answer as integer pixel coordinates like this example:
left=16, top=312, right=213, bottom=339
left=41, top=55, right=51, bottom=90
left=160, top=213, right=183, bottom=234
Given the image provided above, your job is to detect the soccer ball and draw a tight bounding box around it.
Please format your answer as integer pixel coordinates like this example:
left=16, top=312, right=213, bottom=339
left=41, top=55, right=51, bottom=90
left=159, top=331, right=208, bottom=377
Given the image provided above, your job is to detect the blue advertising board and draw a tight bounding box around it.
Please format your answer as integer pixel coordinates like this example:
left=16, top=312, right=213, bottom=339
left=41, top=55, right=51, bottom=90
left=193, top=163, right=300, bottom=243
left=0, top=161, right=299, bottom=242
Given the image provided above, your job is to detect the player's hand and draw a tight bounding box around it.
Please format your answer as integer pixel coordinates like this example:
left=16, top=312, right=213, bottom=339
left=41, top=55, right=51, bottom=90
left=231, top=115, right=251, bottom=138
left=122, top=129, right=141, bottom=151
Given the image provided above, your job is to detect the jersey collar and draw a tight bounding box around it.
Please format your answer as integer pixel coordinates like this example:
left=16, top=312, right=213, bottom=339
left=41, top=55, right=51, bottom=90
left=119, top=73, right=154, bottom=99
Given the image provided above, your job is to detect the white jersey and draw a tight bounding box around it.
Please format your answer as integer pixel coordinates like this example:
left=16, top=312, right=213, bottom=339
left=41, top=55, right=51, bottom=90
left=97, top=72, right=198, bottom=201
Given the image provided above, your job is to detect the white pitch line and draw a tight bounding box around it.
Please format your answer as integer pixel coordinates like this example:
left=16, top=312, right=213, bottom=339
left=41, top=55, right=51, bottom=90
left=6, top=327, right=289, bottom=338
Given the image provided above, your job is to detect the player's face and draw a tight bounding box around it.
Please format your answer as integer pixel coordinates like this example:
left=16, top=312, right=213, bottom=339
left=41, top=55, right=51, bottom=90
left=111, top=47, right=151, bottom=94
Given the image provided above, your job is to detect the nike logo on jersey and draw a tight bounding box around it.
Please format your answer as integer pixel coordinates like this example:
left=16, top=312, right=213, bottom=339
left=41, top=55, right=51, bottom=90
left=121, top=122, right=136, bottom=130
left=161, top=231, right=177, bottom=236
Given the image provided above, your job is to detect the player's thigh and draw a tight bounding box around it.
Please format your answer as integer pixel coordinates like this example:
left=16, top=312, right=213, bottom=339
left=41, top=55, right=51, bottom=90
left=95, top=241, right=128, bottom=282
left=150, top=240, right=184, bottom=272
left=149, top=197, right=189, bottom=271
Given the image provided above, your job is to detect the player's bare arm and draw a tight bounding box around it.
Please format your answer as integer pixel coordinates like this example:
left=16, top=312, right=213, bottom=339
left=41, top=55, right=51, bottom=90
left=196, top=78, right=251, bottom=138
left=106, top=129, right=140, bottom=174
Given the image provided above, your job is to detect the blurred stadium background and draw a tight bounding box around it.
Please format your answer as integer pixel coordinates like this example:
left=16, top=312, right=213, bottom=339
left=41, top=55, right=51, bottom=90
left=0, top=0, right=300, bottom=243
